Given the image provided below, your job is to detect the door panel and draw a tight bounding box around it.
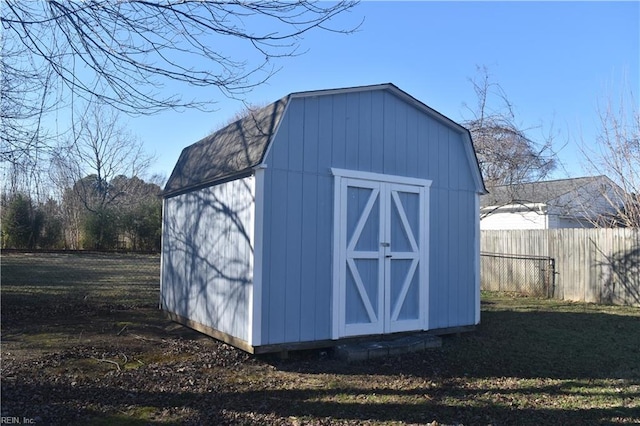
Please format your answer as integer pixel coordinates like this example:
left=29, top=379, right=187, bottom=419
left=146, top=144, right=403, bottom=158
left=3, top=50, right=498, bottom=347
left=347, top=186, right=380, bottom=252
left=343, top=179, right=384, bottom=336
left=390, top=190, right=419, bottom=252
left=389, top=259, right=421, bottom=319
left=346, top=258, right=379, bottom=325
left=335, top=173, right=429, bottom=338
left=386, top=184, right=423, bottom=332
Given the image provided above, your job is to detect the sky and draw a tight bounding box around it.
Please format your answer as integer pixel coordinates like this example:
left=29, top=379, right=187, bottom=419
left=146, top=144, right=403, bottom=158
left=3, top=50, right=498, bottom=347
left=129, top=1, right=639, bottom=183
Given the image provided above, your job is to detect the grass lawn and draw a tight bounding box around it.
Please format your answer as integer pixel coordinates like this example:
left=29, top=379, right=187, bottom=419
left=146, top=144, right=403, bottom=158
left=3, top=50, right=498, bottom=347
left=1, top=252, right=639, bottom=425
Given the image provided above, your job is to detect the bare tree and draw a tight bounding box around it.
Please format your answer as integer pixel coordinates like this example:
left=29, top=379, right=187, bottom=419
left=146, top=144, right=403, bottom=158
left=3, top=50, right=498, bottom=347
left=53, top=104, right=153, bottom=211
left=222, top=102, right=271, bottom=128
left=464, top=66, right=557, bottom=191
left=0, top=35, right=59, bottom=200
left=579, top=83, right=640, bottom=227
left=0, top=34, right=55, bottom=164
left=51, top=103, right=154, bottom=248
left=1, top=1, right=358, bottom=164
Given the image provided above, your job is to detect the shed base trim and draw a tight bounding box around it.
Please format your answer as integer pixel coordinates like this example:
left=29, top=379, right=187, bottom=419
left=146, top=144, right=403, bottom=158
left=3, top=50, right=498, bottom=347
left=164, top=310, right=477, bottom=355
left=164, top=311, right=255, bottom=354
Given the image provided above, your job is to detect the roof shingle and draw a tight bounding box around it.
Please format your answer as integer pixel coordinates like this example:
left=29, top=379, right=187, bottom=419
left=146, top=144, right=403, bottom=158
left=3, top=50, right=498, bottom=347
left=163, top=97, right=288, bottom=197
left=480, top=176, right=606, bottom=208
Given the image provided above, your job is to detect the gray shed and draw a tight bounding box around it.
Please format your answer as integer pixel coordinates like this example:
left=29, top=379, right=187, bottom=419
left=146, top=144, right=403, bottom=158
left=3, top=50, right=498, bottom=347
left=161, top=84, right=487, bottom=353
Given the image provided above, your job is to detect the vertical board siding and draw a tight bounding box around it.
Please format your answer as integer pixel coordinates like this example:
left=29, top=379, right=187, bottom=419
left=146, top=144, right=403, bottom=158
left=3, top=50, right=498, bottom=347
left=345, top=93, right=360, bottom=167
left=382, top=93, right=396, bottom=174
left=459, top=193, right=474, bottom=325
left=370, top=91, right=385, bottom=174
left=447, top=130, right=458, bottom=190
left=315, top=175, right=334, bottom=338
left=161, top=177, right=255, bottom=341
left=317, top=99, right=333, bottom=172
left=284, top=172, right=303, bottom=342
left=357, top=92, right=373, bottom=171
left=481, top=229, right=640, bottom=306
left=394, top=101, right=408, bottom=174
left=406, top=107, right=419, bottom=177
left=428, top=187, right=443, bottom=328
left=303, top=98, right=320, bottom=174
left=287, top=102, right=305, bottom=172
left=427, top=121, right=440, bottom=180
left=261, top=91, right=480, bottom=344
left=438, top=126, right=450, bottom=189
left=331, top=94, right=347, bottom=169
left=448, top=191, right=460, bottom=326
left=265, top=169, right=288, bottom=343
left=300, top=174, right=319, bottom=341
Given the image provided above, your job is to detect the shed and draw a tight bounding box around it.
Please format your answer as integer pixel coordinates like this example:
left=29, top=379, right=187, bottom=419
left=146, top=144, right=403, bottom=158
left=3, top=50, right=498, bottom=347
left=161, top=84, right=487, bottom=353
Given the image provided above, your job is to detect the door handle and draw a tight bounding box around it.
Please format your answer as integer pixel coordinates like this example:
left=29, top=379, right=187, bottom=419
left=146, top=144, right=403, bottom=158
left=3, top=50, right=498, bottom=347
left=380, top=242, right=390, bottom=247
left=385, top=255, right=392, bottom=258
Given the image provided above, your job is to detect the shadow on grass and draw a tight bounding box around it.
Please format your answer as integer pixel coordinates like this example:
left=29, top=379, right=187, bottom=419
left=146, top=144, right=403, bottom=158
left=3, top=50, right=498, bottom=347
left=266, top=308, right=640, bottom=382
left=3, top=379, right=639, bottom=426
left=2, top=305, right=639, bottom=425
left=3, top=289, right=639, bottom=382
left=2, top=253, right=639, bottom=424
left=435, top=308, right=640, bottom=381
left=0, top=252, right=159, bottom=306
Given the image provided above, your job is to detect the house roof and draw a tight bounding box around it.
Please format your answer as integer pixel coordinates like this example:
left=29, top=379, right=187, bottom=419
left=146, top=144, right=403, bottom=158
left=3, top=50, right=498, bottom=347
left=480, top=176, right=609, bottom=208
left=164, top=83, right=487, bottom=197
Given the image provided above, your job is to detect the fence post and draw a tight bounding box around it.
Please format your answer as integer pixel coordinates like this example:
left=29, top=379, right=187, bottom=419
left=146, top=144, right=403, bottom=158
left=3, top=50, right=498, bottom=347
left=548, top=257, right=556, bottom=298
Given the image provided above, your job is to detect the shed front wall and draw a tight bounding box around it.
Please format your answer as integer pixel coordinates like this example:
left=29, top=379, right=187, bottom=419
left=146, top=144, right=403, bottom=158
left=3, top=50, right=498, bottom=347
left=259, top=90, right=480, bottom=345
left=161, top=176, right=256, bottom=343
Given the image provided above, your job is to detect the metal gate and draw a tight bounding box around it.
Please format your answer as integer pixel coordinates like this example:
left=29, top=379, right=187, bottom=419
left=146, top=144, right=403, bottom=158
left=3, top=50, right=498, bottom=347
left=480, top=252, right=555, bottom=297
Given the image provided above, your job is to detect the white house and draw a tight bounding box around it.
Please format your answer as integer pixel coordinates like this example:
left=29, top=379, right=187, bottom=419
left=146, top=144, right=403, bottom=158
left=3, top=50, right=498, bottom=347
left=480, top=176, right=624, bottom=230
left=161, top=84, right=487, bottom=354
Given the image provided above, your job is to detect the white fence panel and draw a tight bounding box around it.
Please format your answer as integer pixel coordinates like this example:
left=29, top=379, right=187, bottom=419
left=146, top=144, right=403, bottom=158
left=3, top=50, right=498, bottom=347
left=481, top=229, right=640, bottom=306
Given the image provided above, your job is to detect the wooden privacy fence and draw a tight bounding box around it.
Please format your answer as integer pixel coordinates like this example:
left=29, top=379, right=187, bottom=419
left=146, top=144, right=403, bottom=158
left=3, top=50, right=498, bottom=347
left=481, top=229, right=640, bottom=306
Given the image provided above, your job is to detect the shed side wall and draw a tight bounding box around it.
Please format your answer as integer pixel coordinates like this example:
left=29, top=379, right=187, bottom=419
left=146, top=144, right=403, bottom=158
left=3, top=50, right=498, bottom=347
left=260, top=91, right=479, bottom=345
left=161, top=176, right=255, bottom=342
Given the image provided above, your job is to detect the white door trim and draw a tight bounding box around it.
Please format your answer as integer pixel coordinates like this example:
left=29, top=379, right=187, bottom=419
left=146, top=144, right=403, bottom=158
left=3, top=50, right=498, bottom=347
left=331, top=168, right=432, bottom=188
left=331, top=169, right=431, bottom=339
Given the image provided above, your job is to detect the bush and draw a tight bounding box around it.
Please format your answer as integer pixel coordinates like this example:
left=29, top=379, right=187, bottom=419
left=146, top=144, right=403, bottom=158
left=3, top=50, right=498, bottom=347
left=1, top=193, right=41, bottom=249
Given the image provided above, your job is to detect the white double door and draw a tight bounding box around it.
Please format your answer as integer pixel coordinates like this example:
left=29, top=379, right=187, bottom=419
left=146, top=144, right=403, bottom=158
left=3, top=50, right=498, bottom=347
left=333, top=170, right=430, bottom=338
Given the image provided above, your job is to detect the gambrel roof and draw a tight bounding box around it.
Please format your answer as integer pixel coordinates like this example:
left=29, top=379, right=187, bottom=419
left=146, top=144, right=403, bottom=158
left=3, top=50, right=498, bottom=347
left=164, top=83, right=487, bottom=197
left=163, top=97, right=288, bottom=197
